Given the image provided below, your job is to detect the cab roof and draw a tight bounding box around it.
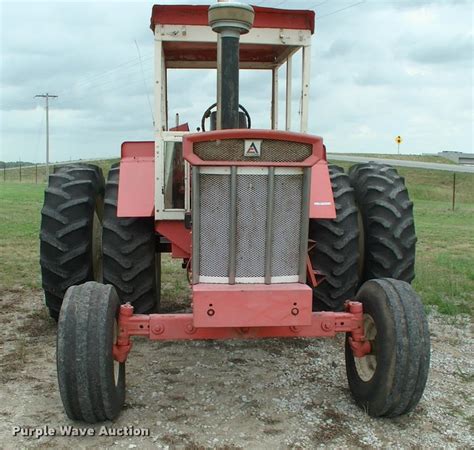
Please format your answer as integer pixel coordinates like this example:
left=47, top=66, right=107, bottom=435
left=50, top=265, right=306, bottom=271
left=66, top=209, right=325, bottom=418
left=150, top=4, right=315, bottom=69
left=150, top=5, right=315, bottom=34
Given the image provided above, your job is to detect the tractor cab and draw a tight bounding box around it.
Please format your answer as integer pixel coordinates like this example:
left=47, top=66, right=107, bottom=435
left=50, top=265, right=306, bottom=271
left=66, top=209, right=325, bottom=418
left=151, top=4, right=315, bottom=219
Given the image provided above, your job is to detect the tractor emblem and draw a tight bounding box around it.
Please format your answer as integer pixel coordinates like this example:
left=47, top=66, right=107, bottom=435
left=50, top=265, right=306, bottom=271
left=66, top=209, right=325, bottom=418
left=244, top=139, right=262, bottom=157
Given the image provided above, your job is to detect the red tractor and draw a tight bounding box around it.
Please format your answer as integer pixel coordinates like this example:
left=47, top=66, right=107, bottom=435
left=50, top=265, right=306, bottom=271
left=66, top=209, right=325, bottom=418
left=40, top=2, right=429, bottom=423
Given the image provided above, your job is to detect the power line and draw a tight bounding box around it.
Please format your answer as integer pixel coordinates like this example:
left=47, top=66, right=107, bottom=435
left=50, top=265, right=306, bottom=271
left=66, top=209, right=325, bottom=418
left=55, top=54, right=152, bottom=97
left=53, top=66, right=153, bottom=106
left=311, top=0, right=331, bottom=8
left=317, top=1, right=366, bottom=19
left=135, top=39, right=155, bottom=125
left=53, top=63, right=153, bottom=105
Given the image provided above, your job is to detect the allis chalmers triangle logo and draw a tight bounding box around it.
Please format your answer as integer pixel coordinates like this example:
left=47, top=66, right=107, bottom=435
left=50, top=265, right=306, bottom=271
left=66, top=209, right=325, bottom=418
left=244, top=139, right=262, bottom=157
left=247, top=142, right=258, bottom=154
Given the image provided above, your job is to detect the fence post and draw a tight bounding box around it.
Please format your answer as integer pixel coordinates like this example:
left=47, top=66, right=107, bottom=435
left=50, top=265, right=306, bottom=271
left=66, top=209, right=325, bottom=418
left=35, top=164, right=38, bottom=184
left=452, top=172, right=456, bottom=212
left=3, top=164, right=5, bottom=182
left=19, top=161, right=22, bottom=183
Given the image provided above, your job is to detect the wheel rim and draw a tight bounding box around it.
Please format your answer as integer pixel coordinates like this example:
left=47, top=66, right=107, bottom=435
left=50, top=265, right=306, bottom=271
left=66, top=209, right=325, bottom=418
left=92, top=209, right=103, bottom=282
left=113, top=321, right=120, bottom=387
left=354, top=314, right=377, bottom=382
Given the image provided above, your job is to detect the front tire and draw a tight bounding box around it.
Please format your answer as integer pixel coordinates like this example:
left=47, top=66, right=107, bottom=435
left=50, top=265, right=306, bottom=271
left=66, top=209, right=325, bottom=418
left=345, top=278, right=430, bottom=417
left=57, top=282, right=125, bottom=422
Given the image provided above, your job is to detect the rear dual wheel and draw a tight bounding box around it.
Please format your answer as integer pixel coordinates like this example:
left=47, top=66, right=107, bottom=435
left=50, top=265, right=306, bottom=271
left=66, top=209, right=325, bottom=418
left=40, top=164, right=105, bottom=319
left=309, top=165, right=359, bottom=311
left=102, top=165, right=160, bottom=313
left=349, top=163, right=417, bottom=283
left=40, top=163, right=159, bottom=319
left=309, top=162, right=417, bottom=312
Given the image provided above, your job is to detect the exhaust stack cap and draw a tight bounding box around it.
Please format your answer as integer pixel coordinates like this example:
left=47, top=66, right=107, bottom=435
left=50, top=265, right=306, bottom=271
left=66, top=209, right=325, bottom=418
left=208, top=2, right=255, bottom=35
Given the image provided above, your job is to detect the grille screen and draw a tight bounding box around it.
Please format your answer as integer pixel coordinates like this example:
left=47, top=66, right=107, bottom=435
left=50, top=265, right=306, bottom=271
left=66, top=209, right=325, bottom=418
left=271, top=175, right=303, bottom=277
left=236, top=175, right=267, bottom=278
left=197, top=168, right=304, bottom=283
left=199, top=175, right=230, bottom=278
left=194, top=139, right=312, bottom=162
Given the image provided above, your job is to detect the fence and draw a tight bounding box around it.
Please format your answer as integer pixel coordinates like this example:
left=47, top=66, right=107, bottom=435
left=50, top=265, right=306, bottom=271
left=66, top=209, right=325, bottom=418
left=1, top=163, right=50, bottom=184
left=1, top=157, right=473, bottom=211
left=1, top=158, right=118, bottom=184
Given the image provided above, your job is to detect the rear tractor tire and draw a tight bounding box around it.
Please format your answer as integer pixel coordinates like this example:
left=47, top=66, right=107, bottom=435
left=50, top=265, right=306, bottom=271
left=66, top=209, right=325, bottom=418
left=348, top=163, right=416, bottom=284
left=309, top=165, right=359, bottom=311
left=102, top=165, right=160, bottom=313
left=40, top=164, right=105, bottom=319
left=345, top=278, right=430, bottom=417
left=57, top=282, right=125, bottom=422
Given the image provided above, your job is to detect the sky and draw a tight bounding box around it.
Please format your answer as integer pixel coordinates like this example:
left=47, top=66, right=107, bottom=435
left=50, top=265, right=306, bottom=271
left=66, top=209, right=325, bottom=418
left=0, top=0, right=473, bottom=163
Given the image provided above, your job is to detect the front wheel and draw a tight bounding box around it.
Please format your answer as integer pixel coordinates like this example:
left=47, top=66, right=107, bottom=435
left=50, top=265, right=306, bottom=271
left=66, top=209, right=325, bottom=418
left=345, top=278, right=430, bottom=417
left=57, top=282, right=125, bottom=422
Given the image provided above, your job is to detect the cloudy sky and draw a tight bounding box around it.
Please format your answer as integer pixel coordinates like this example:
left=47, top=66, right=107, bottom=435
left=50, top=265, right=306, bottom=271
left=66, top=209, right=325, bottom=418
left=1, top=0, right=472, bottom=163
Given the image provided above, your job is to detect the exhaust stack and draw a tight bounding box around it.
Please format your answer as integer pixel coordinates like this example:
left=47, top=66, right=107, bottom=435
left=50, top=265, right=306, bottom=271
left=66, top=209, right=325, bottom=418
left=208, top=1, right=254, bottom=129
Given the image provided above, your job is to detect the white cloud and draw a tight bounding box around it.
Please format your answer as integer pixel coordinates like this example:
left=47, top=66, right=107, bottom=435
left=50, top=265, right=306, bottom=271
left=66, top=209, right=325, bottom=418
left=0, top=0, right=472, bottom=163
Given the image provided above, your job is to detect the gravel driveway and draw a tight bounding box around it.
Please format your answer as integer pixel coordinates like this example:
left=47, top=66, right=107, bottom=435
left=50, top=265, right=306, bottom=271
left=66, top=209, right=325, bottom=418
left=1, top=288, right=473, bottom=448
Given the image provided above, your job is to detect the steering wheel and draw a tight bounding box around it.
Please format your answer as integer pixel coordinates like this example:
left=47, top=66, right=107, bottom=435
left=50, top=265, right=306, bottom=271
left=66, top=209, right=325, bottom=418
left=201, top=103, right=251, bottom=132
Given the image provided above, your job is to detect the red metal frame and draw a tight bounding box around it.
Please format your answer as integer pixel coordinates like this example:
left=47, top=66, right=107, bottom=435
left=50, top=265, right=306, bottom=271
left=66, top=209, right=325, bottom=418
left=150, top=5, right=315, bottom=34
left=193, top=283, right=312, bottom=328
left=183, top=129, right=324, bottom=167
left=310, top=161, right=336, bottom=219
left=113, top=301, right=371, bottom=363
left=118, top=141, right=155, bottom=218
left=155, top=220, right=191, bottom=258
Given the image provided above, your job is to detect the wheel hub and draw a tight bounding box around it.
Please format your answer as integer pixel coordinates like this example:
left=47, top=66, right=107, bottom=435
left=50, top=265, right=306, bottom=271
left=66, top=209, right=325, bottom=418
left=354, top=313, right=377, bottom=382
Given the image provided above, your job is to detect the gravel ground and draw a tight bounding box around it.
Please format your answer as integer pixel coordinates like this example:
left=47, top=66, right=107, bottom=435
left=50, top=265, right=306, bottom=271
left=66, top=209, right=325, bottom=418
left=0, top=287, right=473, bottom=449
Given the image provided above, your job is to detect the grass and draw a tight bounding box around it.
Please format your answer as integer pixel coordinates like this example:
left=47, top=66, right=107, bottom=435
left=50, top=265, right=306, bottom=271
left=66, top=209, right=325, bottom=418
left=1, top=160, right=473, bottom=317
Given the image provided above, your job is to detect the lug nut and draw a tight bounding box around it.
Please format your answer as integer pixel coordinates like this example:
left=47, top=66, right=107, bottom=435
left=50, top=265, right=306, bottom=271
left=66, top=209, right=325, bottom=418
left=321, top=321, right=333, bottom=332
left=185, top=322, right=196, bottom=334
left=153, top=324, right=164, bottom=335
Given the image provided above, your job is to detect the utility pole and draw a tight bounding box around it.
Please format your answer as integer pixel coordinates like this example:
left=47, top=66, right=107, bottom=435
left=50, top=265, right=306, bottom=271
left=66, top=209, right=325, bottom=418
left=35, top=93, right=58, bottom=176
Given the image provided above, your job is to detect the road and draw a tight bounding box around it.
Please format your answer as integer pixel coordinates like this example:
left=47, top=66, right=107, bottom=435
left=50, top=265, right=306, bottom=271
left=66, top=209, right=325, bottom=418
left=328, top=154, right=474, bottom=173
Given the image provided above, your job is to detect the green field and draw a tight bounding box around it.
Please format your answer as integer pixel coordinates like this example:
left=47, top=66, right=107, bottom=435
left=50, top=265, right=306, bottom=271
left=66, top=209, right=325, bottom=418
left=1, top=162, right=473, bottom=317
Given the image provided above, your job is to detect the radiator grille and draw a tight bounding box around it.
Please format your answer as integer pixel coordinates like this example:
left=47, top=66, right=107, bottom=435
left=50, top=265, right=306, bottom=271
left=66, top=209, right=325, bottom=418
left=272, top=175, right=303, bottom=277
left=196, top=167, right=306, bottom=283
left=199, top=174, right=230, bottom=278
left=235, top=175, right=267, bottom=278
left=194, top=139, right=312, bottom=162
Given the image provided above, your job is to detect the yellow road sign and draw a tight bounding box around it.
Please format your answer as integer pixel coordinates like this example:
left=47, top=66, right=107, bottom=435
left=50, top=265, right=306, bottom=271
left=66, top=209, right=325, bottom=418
left=395, top=136, right=403, bottom=144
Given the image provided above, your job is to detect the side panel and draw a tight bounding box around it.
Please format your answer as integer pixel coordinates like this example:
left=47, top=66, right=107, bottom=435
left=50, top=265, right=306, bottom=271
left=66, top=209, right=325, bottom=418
left=117, top=141, right=155, bottom=218
left=155, top=220, right=191, bottom=258
left=309, top=160, right=336, bottom=219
